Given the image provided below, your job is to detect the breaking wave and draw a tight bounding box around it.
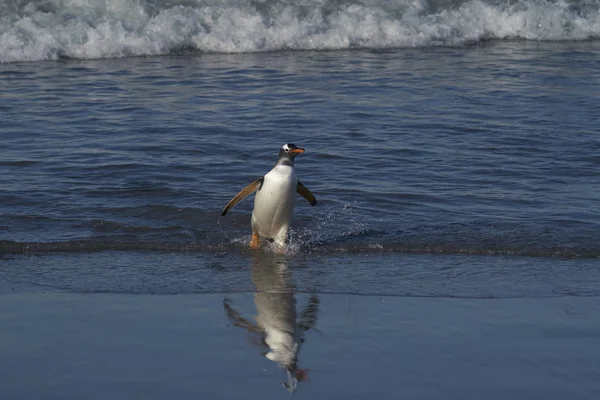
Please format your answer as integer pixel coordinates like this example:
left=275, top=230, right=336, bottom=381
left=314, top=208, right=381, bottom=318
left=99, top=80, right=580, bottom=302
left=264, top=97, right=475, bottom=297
left=1, top=0, right=599, bottom=62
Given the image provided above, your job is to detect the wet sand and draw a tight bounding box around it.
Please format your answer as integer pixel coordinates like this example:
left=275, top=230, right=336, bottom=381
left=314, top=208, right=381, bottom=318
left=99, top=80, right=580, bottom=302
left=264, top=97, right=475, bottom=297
left=1, top=291, right=598, bottom=399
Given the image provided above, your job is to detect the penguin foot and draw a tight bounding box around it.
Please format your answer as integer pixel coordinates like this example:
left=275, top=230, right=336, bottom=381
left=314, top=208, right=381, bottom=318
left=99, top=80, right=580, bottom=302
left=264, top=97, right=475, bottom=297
left=274, top=245, right=287, bottom=255
left=250, top=233, right=261, bottom=249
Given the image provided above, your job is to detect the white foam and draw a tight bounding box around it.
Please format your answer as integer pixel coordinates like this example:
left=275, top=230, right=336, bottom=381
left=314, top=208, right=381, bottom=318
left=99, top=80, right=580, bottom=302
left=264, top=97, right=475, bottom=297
left=1, top=0, right=599, bottom=62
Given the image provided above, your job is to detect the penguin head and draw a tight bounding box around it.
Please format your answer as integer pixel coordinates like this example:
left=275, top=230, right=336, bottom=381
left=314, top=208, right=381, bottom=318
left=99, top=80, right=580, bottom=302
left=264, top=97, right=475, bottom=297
left=277, top=143, right=305, bottom=166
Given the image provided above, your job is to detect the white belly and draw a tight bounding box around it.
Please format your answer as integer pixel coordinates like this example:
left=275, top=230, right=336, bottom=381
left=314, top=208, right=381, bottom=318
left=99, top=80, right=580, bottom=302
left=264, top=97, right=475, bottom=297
left=251, top=165, right=297, bottom=243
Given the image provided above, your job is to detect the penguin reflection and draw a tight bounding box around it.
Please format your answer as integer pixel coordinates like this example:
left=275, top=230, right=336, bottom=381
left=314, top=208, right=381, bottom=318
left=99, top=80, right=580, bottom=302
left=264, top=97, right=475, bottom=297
left=223, top=254, right=319, bottom=392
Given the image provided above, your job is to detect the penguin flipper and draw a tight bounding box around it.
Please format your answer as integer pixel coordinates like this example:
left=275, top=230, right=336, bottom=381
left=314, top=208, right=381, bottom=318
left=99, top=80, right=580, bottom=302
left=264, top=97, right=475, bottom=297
left=221, top=177, right=264, bottom=216
left=297, top=181, right=317, bottom=206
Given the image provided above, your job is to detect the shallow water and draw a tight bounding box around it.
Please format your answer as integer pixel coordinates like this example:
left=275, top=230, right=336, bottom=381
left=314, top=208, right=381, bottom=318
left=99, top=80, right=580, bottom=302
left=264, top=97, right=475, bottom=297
left=2, top=251, right=600, bottom=298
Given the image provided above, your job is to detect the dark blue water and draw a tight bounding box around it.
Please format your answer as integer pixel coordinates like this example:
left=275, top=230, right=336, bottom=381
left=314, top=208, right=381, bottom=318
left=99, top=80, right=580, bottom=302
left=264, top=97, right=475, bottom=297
left=2, top=43, right=600, bottom=259
left=2, top=0, right=600, bottom=398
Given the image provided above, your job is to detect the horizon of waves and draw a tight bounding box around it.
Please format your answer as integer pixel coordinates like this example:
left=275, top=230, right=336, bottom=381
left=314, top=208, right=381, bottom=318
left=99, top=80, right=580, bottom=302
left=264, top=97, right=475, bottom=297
left=1, top=0, right=599, bottom=63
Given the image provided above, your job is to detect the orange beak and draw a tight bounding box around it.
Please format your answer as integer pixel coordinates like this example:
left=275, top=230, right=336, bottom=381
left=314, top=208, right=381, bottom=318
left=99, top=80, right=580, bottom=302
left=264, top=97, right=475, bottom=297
left=290, top=148, right=305, bottom=154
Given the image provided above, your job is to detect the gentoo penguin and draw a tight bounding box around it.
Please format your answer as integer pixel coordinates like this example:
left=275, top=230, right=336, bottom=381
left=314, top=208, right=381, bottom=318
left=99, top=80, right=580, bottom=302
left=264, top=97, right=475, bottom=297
left=221, top=143, right=317, bottom=249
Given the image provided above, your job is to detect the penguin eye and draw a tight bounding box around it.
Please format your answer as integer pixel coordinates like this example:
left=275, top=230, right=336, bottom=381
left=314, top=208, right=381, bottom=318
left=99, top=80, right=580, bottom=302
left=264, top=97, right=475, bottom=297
left=284, top=148, right=290, bottom=153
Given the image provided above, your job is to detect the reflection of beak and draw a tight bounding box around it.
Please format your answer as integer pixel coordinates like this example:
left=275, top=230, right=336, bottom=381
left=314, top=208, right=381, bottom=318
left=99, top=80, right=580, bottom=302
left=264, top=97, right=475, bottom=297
left=290, top=148, right=305, bottom=154
left=296, top=369, right=309, bottom=382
